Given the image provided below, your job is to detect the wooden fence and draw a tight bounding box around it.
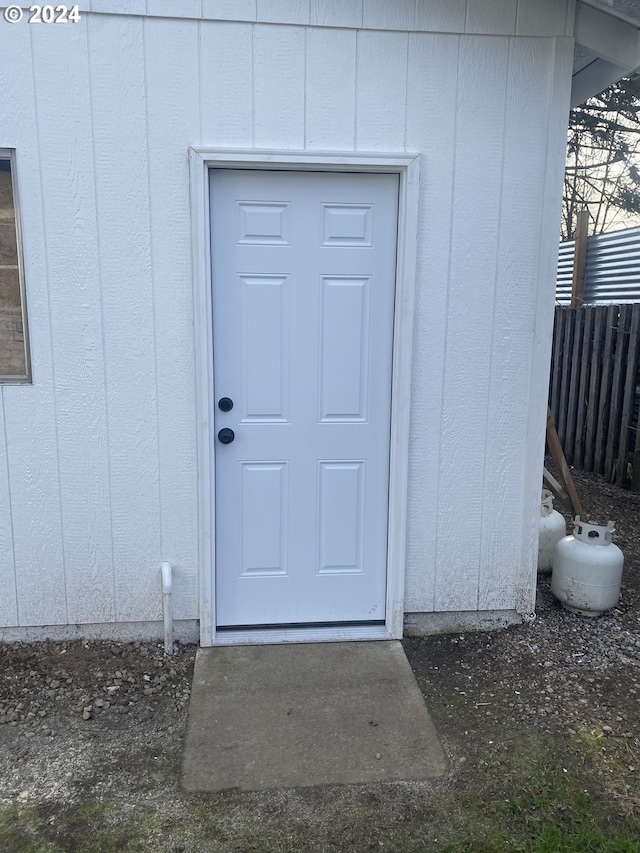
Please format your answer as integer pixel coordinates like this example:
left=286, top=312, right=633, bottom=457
left=549, top=304, right=640, bottom=488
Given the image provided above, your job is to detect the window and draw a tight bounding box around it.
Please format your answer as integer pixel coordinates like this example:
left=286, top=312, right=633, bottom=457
left=0, top=149, right=30, bottom=382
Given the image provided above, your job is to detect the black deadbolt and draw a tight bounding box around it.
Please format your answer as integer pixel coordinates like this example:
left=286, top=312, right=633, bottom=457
left=218, top=428, right=235, bottom=444
left=218, top=397, right=234, bottom=412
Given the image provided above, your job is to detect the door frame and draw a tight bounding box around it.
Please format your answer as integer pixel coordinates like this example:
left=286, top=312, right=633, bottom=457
left=189, top=148, right=420, bottom=647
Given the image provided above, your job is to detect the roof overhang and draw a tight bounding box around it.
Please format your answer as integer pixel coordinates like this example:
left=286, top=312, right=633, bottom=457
left=572, top=0, right=640, bottom=106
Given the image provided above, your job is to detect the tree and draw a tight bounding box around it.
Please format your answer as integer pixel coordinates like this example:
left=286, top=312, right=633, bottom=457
left=562, top=76, right=640, bottom=240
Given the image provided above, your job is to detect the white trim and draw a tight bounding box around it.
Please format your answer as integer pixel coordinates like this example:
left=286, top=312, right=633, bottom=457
left=574, top=1, right=640, bottom=71
left=571, top=58, right=630, bottom=107
left=0, top=147, right=32, bottom=384
left=209, top=625, right=392, bottom=646
left=189, top=148, right=420, bottom=647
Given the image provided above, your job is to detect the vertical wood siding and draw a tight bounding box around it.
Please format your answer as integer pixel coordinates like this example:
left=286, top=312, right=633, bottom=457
left=31, top=22, right=113, bottom=625
left=2, top=24, right=67, bottom=627
left=479, top=37, right=556, bottom=611
left=356, top=31, right=408, bottom=150
left=519, top=35, right=575, bottom=613
left=437, top=34, right=509, bottom=612
left=305, top=27, right=356, bottom=150
left=0, top=1, right=573, bottom=628
left=403, top=31, right=459, bottom=612
left=253, top=26, right=305, bottom=148
left=0, top=395, right=17, bottom=626
left=200, top=23, right=254, bottom=147
left=91, top=15, right=160, bottom=623
left=143, top=17, right=201, bottom=620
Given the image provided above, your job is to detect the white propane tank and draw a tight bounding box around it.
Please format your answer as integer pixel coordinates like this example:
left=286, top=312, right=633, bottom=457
left=551, top=516, right=624, bottom=616
left=537, top=490, right=566, bottom=573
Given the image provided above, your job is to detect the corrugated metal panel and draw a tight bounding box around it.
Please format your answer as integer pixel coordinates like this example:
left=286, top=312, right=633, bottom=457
left=587, top=227, right=640, bottom=303
left=556, top=226, right=640, bottom=304
left=556, top=239, right=575, bottom=304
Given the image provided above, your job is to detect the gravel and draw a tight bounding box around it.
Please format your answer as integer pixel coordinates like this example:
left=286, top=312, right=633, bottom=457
left=1, top=464, right=639, bottom=833
left=0, top=639, right=196, bottom=806
left=404, top=465, right=640, bottom=800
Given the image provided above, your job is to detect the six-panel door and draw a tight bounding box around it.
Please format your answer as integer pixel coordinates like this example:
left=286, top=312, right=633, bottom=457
left=210, top=169, right=398, bottom=628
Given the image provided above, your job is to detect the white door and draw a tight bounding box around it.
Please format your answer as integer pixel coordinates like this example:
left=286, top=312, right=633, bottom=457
left=210, top=169, right=398, bottom=628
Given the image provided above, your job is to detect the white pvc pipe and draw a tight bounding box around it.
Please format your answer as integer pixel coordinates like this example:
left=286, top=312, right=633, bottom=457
left=161, top=561, right=173, bottom=655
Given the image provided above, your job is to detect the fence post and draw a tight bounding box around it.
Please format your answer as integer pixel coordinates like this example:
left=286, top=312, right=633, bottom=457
left=570, top=210, right=588, bottom=308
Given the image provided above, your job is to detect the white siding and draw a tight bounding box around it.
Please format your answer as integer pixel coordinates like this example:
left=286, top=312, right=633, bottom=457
left=404, top=32, right=460, bottom=613
left=521, top=36, right=575, bottom=611
left=1, top=24, right=67, bottom=628
left=88, top=0, right=571, bottom=35
left=90, top=14, right=160, bottom=623
left=363, top=0, right=415, bottom=31
left=253, top=26, right=306, bottom=149
left=466, top=0, right=517, bottom=34
left=143, top=16, right=201, bottom=620
left=200, top=23, right=253, bottom=147
left=479, top=37, right=556, bottom=611
left=257, top=0, right=310, bottom=25
left=147, top=0, right=201, bottom=18
left=310, top=0, right=362, bottom=28
left=356, top=30, right=408, bottom=150
left=201, top=0, right=256, bottom=21
left=517, top=0, right=568, bottom=36
left=415, top=0, right=465, bottom=32
left=0, top=396, right=17, bottom=626
left=31, top=21, right=113, bottom=625
left=0, top=0, right=574, bottom=632
left=305, top=27, right=356, bottom=150
left=91, top=0, right=144, bottom=13
left=436, top=35, right=509, bottom=612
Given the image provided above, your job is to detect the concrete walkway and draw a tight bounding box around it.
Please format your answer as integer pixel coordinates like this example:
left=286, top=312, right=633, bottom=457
left=182, top=641, right=447, bottom=792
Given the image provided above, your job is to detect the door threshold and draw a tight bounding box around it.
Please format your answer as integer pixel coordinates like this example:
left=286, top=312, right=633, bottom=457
left=209, top=623, right=393, bottom=646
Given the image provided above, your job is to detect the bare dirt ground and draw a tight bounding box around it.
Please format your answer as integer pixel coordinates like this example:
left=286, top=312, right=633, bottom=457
left=1, top=467, right=640, bottom=851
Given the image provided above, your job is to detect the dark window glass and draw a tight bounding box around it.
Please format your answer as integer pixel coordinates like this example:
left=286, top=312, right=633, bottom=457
left=0, top=152, right=30, bottom=381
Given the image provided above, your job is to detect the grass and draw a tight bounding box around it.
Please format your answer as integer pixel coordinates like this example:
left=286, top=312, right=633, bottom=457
left=2, top=721, right=640, bottom=852
left=0, top=806, right=60, bottom=853
left=6, top=732, right=639, bottom=853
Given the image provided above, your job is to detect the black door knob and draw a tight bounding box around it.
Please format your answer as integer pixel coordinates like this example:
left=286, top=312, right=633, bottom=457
left=218, top=397, right=233, bottom=412
left=218, top=428, right=235, bottom=444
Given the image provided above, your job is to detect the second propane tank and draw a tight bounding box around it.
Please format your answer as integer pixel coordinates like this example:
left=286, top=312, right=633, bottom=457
left=537, top=490, right=566, bottom=573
